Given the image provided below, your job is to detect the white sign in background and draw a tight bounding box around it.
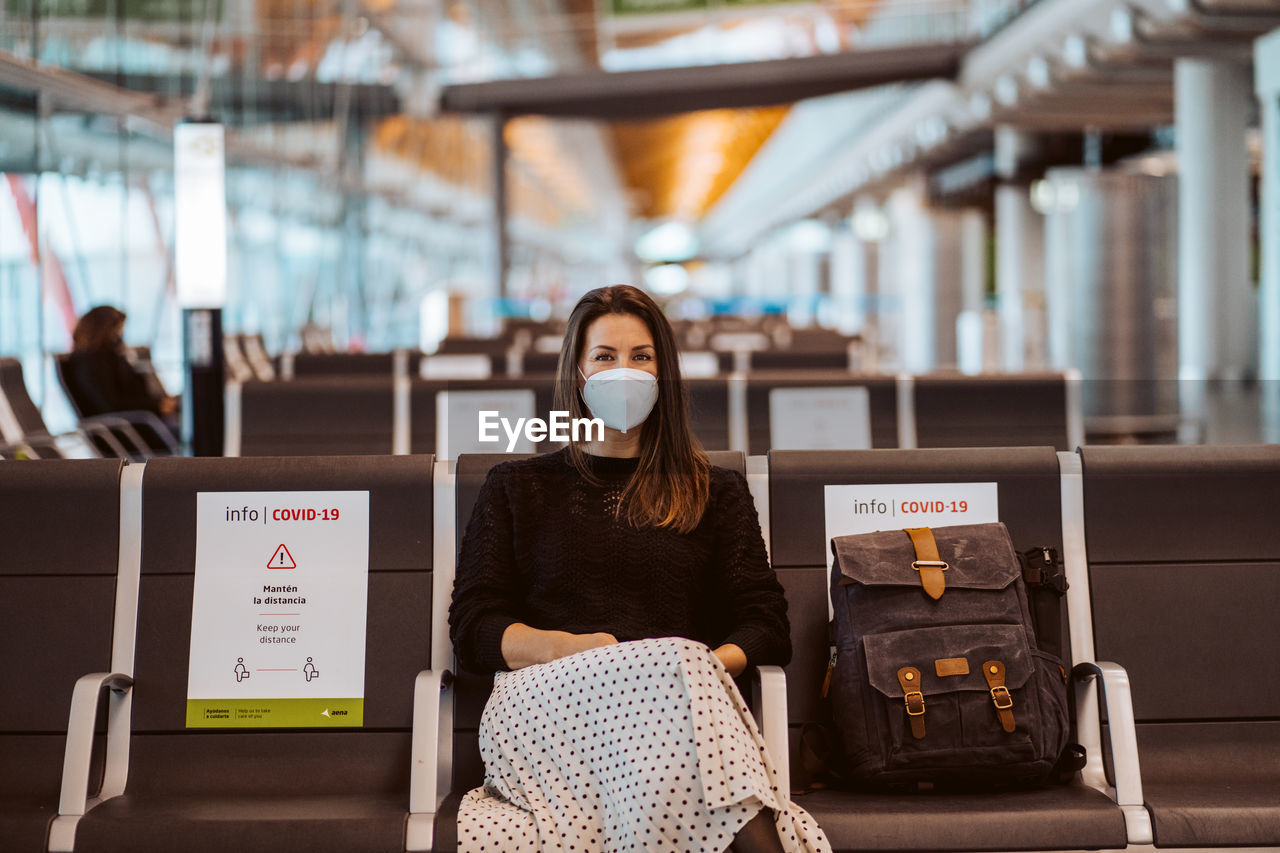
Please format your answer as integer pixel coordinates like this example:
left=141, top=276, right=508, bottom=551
left=437, top=388, right=537, bottom=459
left=188, top=490, right=370, bottom=724
left=824, top=482, right=1000, bottom=617
left=770, top=386, right=872, bottom=450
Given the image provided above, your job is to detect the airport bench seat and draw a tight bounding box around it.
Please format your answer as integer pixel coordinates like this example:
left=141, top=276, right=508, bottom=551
left=1, top=460, right=124, bottom=853
left=1134, top=722, right=1280, bottom=847
left=768, top=448, right=1131, bottom=852
left=796, top=785, right=1125, bottom=851
left=55, top=455, right=434, bottom=853
left=69, top=735, right=413, bottom=853
left=1080, top=444, right=1280, bottom=848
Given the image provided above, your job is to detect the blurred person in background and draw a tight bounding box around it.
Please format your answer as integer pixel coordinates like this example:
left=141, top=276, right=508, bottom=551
left=65, top=305, right=179, bottom=434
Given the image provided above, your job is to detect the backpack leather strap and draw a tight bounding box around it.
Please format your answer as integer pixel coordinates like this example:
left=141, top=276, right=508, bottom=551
left=983, top=660, right=1017, bottom=733
left=897, top=666, right=926, bottom=739
left=905, top=527, right=948, bottom=600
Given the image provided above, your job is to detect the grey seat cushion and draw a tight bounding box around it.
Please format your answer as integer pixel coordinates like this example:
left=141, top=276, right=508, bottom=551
left=794, top=783, right=1127, bottom=851
left=73, top=793, right=409, bottom=853
left=1144, top=783, right=1280, bottom=847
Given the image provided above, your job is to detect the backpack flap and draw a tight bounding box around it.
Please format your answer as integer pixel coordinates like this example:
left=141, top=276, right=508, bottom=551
left=832, top=523, right=1022, bottom=596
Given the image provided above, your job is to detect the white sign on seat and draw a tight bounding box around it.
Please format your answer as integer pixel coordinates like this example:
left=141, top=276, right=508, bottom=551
left=187, top=490, right=370, bottom=727
left=678, top=351, right=720, bottom=377
left=437, top=388, right=537, bottom=460
left=710, top=332, right=770, bottom=352
left=823, top=481, right=1000, bottom=619
left=769, top=386, right=872, bottom=450
left=420, top=354, right=493, bottom=380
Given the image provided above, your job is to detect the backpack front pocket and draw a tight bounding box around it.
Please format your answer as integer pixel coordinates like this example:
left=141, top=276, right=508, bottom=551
left=862, top=623, right=1038, bottom=772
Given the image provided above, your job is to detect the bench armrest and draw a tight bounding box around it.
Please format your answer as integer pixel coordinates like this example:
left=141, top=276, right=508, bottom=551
left=84, top=410, right=181, bottom=457
left=751, top=664, right=790, bottom=804
left=406, top=668, right=455, bottom=852
left=77, top=420, right=135, bottom=459
left=49, top=672, right=135, bottom=852
left=1072, top=660, right=1151, bottom=844
left=58, top=671, right=134, bottom=815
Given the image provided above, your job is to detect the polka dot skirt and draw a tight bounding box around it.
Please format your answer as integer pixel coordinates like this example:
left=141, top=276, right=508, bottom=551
left=458, top=637, right=831, bottom=852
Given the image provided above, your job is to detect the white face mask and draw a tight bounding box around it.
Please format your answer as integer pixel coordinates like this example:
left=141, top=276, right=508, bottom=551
left=578, top=367, right=659, bottom=434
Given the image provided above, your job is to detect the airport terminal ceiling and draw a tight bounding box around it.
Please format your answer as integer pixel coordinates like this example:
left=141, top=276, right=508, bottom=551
left=1, top=0, right=1278, bottom=442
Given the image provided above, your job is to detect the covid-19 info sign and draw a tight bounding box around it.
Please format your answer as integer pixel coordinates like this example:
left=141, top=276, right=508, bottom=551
left=186, top=490, right=369, bottom=728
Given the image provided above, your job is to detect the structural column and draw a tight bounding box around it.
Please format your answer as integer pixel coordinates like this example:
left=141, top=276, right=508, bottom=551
left=885, top=177, right=936, bottom=374
left=994, top=126, right=1045, bottom=372
left=956, top=209, right=989, bottom=374
left=829, top=227, right=868, bottom=336
left=1256, top=30, right=1280, bottom=442
left=1175, top=59, right=1253, bottom=382
left=492, top=111, right=510, bottom=302
left=1176, top=58, right=1253, bottom=442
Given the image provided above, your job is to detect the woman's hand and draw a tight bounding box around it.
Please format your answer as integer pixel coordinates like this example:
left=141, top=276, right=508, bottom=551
left=551, top=630, right=619, bottom=660
left=713, top=643, right=747, bottom=678
left=501, top=623, right=617, bottom=670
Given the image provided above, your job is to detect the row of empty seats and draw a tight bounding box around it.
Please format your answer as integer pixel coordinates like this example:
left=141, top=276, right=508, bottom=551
left=0, top=357, right=180, bottom=461
left=227, top=370, right=1082, bottom=458
left=242, top=347, right=862, bottom=381
left=3, top=443, right=1275, bottom=851
left=231, top=324, right=862, bottom=382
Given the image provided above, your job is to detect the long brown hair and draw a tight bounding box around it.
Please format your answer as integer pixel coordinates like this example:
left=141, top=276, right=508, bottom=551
left=554, top=285, right=711, bottom=533
left=73, top=305, right=126, bottom=352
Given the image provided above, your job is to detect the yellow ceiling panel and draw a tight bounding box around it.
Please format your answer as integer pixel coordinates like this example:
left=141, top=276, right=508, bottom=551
left=610, top=105, right=789, bottom=220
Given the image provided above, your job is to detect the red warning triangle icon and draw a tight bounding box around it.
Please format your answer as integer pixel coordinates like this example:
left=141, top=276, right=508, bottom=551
left=267, top=544, right=296, bottom=569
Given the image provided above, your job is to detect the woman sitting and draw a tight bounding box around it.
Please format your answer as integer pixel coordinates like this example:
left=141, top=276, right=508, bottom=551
left=449, top=285, right=830, bottom=852
left=63, top=305, right=179, bottom=454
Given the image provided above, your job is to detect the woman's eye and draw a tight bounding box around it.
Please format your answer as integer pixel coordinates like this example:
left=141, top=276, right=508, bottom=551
left=593, top=353, right=613, bottom=361
left=633, top=353, right=652, bottom=361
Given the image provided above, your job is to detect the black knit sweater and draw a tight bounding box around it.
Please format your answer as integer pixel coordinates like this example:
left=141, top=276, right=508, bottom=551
left=448, top=448, right=791, bottom=675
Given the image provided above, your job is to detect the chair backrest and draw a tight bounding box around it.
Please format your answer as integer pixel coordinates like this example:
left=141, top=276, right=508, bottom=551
left=767, top=446, right=1067, bottom=786
left=913, top=373, right=1073, bottom=450
left=518, top=352, right=559, bottom=375
left=0, top=356, right=53, bottom=437
left=686, top=377, right=730, bottom=452
left=748, top=372, right=898, bottom=454
left=449, top=449, right=749, bottom=791
left=290, top=352, right=399, bottom=377
left=437, top=338, right=511, bottom=376
left=237, top=377, right=398, bottom=455
left=749, top=350, right=850, bottom=372
left=0, top=459, right=124, bottom=798
left=124, top=455, right=433, bottom=797
left=1079, top=444, right=1280, bottom=780
left=53, top=353, right=90, bottom=420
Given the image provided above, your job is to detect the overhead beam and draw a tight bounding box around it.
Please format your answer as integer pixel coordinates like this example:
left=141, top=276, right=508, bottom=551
left=439, top=42, right=973, bottom=119
left=72, top=72, right=401, bottom=125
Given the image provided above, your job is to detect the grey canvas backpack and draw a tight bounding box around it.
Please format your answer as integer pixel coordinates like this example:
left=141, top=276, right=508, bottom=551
left=826, top=522, right=1071, bottom=788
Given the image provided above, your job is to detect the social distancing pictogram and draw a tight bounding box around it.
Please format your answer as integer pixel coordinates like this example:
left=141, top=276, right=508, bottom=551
left=268, top=544, right=296, bottom=569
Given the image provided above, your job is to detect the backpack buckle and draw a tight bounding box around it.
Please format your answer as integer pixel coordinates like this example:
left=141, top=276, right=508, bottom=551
left=983, top=660, right=1017, bottom=733
left=905, top=528, right=948, bottom=600
left=897, top=666, right=927, bottom=739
